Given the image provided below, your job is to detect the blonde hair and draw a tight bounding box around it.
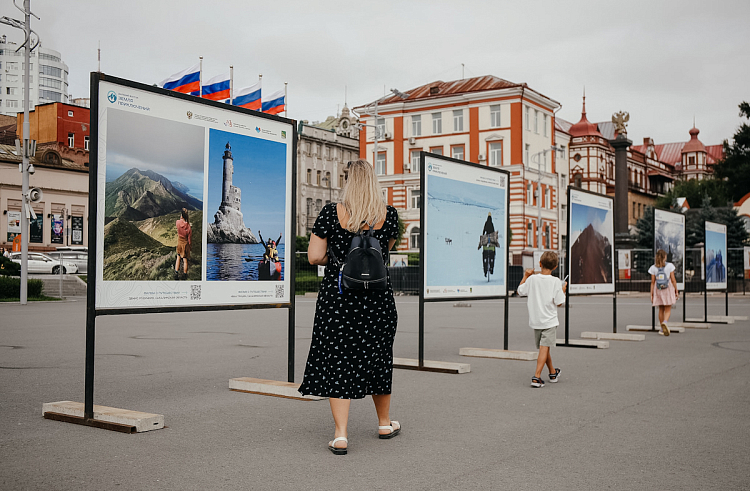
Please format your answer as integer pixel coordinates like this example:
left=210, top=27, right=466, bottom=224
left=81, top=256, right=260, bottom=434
left=340, top=159, right=387, bottom=233
left=655, top=249, right=666, bottom=268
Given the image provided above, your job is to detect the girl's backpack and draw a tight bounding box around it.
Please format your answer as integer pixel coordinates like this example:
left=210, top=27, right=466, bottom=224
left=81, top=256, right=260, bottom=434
left=328, top=224, right=388, bottom=293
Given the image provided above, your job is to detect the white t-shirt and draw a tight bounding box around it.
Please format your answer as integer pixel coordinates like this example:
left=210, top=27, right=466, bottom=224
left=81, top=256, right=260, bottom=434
left=648, top=262, right=675, bottom=276
left=517, top=274, right=566, bottom=330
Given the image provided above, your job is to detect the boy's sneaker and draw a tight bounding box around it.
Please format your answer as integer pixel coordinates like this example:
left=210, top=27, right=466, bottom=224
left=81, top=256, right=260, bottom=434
left=549, top=368, right=561, bottom=383
left=531, top=377, right=545, bottom=388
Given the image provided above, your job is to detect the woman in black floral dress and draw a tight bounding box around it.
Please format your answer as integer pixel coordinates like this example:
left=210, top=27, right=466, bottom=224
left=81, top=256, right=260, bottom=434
left=299, top=159, right=401, bottom=455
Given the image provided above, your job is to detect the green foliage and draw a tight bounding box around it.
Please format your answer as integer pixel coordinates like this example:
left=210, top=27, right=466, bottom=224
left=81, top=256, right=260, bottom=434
left=713, top=101, right=750, bottom=202
left=685, top=195, right=749, bottom=248
left=655, top=178, right=733, bottom=210
left=0, top=276, right=43, bottom=298
left=296, top=234, right=310, bottom=253
left=0, top=255, right=21, bottom=276
left=295, top=268, right=323, bottom=294
left=635, top=206, right=656, bottom=248
left=392, top=215, right=407, bottom=250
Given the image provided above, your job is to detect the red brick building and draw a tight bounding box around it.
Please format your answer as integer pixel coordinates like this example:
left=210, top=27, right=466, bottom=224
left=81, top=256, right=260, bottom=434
left=16, top=102, right=90, bottom=166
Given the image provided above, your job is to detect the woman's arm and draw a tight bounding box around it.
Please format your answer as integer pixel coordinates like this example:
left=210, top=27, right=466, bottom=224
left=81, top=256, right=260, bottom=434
left=650, top=275, right=656, bottom=299
left=308, top=233, right=328, bottom=265
left=670, top=271, right=679, bottom=297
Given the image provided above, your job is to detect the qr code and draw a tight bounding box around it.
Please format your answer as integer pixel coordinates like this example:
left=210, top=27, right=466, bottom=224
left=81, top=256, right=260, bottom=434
left=275, top=285, right=284, bottom=298
left=191, top=285, right=201, bottom=300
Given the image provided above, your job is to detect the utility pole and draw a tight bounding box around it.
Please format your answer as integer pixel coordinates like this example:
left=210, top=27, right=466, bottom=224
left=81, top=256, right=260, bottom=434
left=2, top=1, right=40, bottom=305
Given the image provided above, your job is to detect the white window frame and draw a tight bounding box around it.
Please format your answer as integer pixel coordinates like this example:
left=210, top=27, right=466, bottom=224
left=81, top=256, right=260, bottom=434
left=84, top=136, right=89, bottom=151
left=451, top=146, right=464, bottom=161
left=490, top=105, right=502, bottom=128
left=527, top=182, right=532, bottom=204
left=527, top=222, right=533, bottom=245
left=410, top=227, right=420, bottom=249
left=68, top=132, right=74, bottom=148
left=432, top=113, right=442, bottom=134
left=376, top=118, right=386, bottom=139
left=489, top=142, right=502, bottom=167
left=545, top=187, right=550, bottom=209
left=524, top=144, right=530, bottom=165
left=68, top=110, right=74, bottom=117
left=525, top=106, right=530, bottom=130
left=534, top=110, right=539, bottom=134
left=410, top=188, right=421, bottom=209
left=412, top=115, right=421, bottom=136
left=411, top=150, right=421, bottom=170
left=543, top=114, right=548, bottom=137
left=375, top=152, right=386, bottom=175
left=453, top=110, right=463, bottom=132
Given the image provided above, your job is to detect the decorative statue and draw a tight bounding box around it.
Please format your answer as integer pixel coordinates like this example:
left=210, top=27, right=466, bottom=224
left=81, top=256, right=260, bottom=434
left=612, top=111, right=630, bottom=136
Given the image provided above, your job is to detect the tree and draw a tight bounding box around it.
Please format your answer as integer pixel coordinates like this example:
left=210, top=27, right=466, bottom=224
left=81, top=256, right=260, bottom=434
left=655, top=178, right=733, bottom=210
left=684, top=195, right=748, bottom=248
left=635, top=206, right=656, bottom=249
left=392, top=216, right=406, bottom=250
left=295, top=234, right=310, bottom=253
left=714, top=102, right=750, bottom=202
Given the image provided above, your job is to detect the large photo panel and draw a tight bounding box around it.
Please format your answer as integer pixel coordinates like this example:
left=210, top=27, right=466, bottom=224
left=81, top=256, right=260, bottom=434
left=422, top=153, right=508, bottom=299
left=654, top=208, right=686, bottom=290
left=705, top=221, right=727, bottom=290
left=568, top=188, right=615, bottom=294
left=94, top=77, right=294, bottom=310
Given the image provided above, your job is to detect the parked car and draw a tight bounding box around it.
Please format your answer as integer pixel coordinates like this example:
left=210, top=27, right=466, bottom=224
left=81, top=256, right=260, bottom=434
left=47, top=251, right=88, bottom=274
left=9, top=252, right=79, bottom=274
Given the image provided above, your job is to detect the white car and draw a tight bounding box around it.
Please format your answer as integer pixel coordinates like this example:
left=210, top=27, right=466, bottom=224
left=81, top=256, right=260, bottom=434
left=9, top=252, right=79, bottom=274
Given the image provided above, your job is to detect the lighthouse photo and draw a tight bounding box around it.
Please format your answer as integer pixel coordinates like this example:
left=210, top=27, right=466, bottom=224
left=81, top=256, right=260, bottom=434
left=206, top=128, right=288, bottom=281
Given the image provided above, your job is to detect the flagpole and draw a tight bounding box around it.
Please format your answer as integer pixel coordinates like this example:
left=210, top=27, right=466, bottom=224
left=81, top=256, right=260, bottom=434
left=284, top=82, right=288, bottom=118
left=229, top=65, right=234, bottom=104
left=199, top=56, right=203, bottom=97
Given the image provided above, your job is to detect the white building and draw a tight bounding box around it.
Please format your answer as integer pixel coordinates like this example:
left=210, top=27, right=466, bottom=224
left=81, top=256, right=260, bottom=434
left=0, top=35, right=69, bottom=116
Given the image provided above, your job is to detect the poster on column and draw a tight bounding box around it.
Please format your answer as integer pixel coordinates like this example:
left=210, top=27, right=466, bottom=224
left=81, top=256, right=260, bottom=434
left=51, top=214, right=64, bottom=244
left=654, top=209, right=685, bottom=290
left=71, top=216, right=83, bottom=245
left=568, top=188, right=614, bottom=294
left=29, top=215, right=43, bottom=243
left=422, top=153, right=509, bottom=299
left=94, top=76, right=294, bottom=310
left=7, top=210, right=21, bottom=241
left=704, top=221, right=727, bottom=290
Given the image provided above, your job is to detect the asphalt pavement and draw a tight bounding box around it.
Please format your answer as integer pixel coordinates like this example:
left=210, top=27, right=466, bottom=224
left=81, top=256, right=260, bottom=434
left=1, top=293, right=749, bottom=490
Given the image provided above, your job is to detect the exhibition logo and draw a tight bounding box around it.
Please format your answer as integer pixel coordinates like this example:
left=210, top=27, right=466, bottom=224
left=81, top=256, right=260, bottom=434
left=186, top=111, right=193, bottom=120
left=255, top=127, right=261, bottom=133
left=224, top=119, right=233, bottom=127
left=281, top=131, right=287, bottom=139
left=107, top=91, right=117, bottom=104
left=428, top=164, right=433, bottom=172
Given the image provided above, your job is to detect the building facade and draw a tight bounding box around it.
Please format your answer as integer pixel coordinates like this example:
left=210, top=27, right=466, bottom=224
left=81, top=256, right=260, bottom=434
left=0, top=144, right=88, bottom=252
left=17, top=102, right=90, bottom=166
left=296, top=105, right=359, bottom=235
left=354, top=75, right=563, bottom=264
left=0, top=36, right=70, bottom=116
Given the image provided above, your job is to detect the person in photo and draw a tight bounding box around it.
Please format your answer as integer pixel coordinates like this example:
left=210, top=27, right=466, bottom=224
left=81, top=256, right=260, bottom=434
left=517, top=251, right=566, bottom=388
left=300, top=159, right=400, bottom=455
left=174, top=208, right=192, bottom=280
left=649, top=249, right=679, bottom=335
left=479, top=212, right=496, bottom=277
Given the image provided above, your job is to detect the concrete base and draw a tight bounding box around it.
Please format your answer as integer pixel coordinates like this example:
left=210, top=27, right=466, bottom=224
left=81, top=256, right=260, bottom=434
left=626, top=325, right=686, bottom=333
left=393, top=357, right=470, bottom=374
left=42, top=401, right=163, bottom=433
left=229, top=377, right=324, bottom=401
left=459, top=347, right=537, bottom=361
left=672, top=322, right=712, bottom=329
left=581, top=332, right=645, bottom=341
left=686, top=317, right=734, bottom=324
left=556, top=339, right=609, bottom=349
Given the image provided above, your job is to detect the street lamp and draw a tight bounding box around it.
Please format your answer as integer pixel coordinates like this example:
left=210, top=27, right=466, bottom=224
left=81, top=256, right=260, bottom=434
left=530, top=145, right=564, bottom=252
left=355, top=88, right=410, bottom=172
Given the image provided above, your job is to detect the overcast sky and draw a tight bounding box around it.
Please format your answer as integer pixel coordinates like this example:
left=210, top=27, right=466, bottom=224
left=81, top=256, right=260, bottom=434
left=3, top=0, right=748, bottom=146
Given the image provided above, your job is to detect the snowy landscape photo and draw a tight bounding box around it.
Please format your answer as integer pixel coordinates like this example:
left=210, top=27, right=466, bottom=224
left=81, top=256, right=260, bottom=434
left=423, top=155, right=507, bottom=298
left=705, top=222, right=727, bottom=289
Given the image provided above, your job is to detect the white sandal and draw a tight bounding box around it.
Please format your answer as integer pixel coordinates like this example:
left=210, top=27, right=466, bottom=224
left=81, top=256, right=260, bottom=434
left=378, top=421, right=401, bottom=439
left=328, top=436, right=348, bottom=455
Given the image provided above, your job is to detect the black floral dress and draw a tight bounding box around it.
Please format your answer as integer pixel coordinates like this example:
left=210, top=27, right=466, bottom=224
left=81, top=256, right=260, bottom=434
left=299, top=203, right=399, bottom=399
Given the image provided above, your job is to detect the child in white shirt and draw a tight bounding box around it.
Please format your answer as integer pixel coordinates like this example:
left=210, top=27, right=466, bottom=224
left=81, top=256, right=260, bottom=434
left=517, top=251, right=567, bottom=388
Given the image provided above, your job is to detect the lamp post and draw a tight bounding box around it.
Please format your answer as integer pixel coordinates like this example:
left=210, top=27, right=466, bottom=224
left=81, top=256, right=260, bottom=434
left=356, top=88, right=409, bottom=170
left=530, top=145, right=564, bottom=252
left=1, top=1, right=40, bottom=305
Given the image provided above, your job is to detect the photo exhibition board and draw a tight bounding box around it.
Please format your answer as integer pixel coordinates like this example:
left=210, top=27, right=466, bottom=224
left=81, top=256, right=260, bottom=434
left=568, top=188, right=615, bottom=294
left=654, top=209, right=686, bottom=290
left=94, top=79, right=294, bottom=310
left=704, top=221, right=727, bottom=290
left=422, top=153, right=508, bottom=299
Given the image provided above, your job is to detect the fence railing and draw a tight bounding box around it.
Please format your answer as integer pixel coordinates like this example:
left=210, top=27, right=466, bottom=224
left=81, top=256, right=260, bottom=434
left=295, top=249, right=749, bottom=295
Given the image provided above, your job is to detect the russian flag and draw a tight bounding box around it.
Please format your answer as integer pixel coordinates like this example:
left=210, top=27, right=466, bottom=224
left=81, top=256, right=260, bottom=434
left=232, top=81, right=262, bottom=111
left=202, top=73, right=230, bottom=101
left=261, top=89, right=285, bottom=115
left=159, top=64, right=200, bottom=94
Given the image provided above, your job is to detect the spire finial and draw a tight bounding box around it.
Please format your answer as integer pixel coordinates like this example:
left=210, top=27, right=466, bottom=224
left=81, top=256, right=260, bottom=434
left=582, top=86, right=586, bottom=116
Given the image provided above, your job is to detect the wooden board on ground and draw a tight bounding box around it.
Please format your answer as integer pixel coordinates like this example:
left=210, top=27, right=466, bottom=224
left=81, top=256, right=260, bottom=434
left=459, top=348, right=537, bottom=361
left=229, top=377, right=325, bottom=401
left=685, top=317, right=734, bottom=324
left=393, top=357, right=471, bottom=374
left=581, top=332, right=645, bottom=341
left=42, top=401, right=164, bottom=433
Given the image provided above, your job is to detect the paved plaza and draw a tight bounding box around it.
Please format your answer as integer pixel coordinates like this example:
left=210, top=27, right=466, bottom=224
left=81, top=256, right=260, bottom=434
left=1, top=293, right=749, bottom=490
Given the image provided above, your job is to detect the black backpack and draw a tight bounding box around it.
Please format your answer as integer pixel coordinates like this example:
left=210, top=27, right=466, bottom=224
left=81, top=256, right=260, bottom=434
left=328, top=224, right=389, bottom=292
